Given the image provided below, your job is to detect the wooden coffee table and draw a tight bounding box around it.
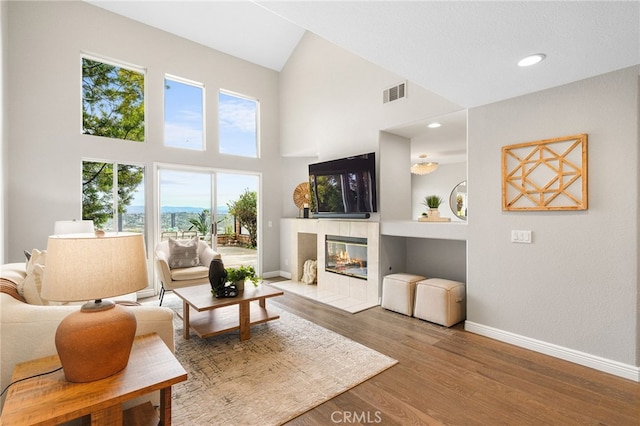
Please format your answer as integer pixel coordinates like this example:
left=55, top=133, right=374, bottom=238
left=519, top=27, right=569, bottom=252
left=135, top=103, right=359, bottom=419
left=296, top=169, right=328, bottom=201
left=173, top=284, right=284, bottom=341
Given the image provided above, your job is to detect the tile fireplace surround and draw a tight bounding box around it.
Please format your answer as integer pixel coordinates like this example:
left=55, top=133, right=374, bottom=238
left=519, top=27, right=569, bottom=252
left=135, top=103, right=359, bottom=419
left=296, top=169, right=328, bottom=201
left=275, top=219, right=380, bottom=313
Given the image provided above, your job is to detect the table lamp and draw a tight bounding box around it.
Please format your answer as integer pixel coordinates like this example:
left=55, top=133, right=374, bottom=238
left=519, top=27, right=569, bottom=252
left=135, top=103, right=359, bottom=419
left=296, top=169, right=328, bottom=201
left=53, top=219, right=95, bottom=235
left=40, top=232, right=148, bottom=383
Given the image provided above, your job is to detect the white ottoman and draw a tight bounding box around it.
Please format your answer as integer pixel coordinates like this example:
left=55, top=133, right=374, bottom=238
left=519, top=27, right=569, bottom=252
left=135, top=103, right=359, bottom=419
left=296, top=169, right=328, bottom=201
left=413, top=278, right=466, bottom=327
left=381, top=273, right=426, bottom=316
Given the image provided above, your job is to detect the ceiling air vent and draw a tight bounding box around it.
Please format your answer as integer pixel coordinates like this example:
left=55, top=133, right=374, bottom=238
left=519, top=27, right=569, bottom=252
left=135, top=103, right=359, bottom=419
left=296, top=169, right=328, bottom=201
left=383, top=81, right=407, bottom=104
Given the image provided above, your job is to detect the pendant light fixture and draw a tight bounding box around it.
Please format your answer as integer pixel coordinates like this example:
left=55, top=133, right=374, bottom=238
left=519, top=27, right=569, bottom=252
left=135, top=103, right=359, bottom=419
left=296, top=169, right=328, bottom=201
left=411, top=154, right=439, bottom=175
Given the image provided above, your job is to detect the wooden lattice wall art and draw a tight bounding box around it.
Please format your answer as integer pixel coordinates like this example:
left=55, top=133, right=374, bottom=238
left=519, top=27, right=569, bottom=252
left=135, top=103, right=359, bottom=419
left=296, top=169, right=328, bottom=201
left=502, top=134, right=588, bottom=211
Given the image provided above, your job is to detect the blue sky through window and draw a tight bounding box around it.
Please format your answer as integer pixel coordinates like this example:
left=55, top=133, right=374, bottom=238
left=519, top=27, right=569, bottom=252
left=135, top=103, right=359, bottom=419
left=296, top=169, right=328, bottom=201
left=156, top=169, right=258, bottom=214
left=159, top=169, right=211, bottom=209
left=217, top=173, right=258, bottom=209
left=164, top=77, right=204, bottom=150
left=219, top=91, right=258, bottom=157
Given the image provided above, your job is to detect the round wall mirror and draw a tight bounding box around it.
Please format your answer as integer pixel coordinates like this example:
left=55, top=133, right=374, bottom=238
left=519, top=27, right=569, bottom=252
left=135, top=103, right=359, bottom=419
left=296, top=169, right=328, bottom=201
left=449, top=181, right=467, bottom=221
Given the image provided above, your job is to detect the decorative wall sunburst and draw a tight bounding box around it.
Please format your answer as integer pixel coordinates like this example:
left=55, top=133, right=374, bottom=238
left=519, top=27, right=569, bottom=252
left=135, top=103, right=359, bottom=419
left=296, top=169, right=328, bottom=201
left=292, top=182, right=310, bottom=209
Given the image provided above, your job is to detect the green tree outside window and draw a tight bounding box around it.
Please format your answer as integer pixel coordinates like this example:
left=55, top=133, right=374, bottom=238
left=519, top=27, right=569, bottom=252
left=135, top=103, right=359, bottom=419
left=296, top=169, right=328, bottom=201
left=227, top=189, right=258, bottom=248
left=82, top=57, right=145, bottom=142
left=83, top=161, right=144, bottom=230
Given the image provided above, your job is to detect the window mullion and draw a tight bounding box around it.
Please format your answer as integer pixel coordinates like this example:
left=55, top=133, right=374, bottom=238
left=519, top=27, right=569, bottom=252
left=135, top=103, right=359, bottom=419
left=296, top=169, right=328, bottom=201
left=113, top=162, right=119, bottom=231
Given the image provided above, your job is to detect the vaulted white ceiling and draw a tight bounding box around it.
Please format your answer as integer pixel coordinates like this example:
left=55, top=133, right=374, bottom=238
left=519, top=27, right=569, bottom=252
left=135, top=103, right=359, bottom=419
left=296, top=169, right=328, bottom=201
left=88, top=1, right=639, bottom=109
left=87, top=1, right=639, bottom=163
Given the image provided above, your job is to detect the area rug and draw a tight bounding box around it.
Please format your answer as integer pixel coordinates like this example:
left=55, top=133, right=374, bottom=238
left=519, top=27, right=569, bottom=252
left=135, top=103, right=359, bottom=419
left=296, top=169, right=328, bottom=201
left=149, top=294, right=398, bottom=425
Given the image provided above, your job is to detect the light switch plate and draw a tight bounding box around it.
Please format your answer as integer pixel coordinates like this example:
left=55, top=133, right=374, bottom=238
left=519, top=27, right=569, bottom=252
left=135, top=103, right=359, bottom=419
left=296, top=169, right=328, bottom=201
left=511, top=230, right=532, bottom=243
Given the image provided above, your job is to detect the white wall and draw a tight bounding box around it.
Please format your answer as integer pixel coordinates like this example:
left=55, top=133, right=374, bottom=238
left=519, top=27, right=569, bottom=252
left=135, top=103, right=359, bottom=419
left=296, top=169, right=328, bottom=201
left=637, top=73, right=640, bottom=368
left=467, top=66, right=639, bottom=369
left=279, top=32, right=461, bottom=160
left=1, top=1, right=7, bottom=263
left=279, top=32, right=461, bottom=224
left=280, top=156, right=317, bottom=219
left=6, top=2, right=283, bottom=275
left=378, top=131, right=412, bottom=221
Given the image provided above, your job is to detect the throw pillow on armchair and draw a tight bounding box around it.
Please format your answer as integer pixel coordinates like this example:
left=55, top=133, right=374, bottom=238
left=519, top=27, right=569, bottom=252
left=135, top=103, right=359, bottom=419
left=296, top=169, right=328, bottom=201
left=168, top=237, right=200, bottom=268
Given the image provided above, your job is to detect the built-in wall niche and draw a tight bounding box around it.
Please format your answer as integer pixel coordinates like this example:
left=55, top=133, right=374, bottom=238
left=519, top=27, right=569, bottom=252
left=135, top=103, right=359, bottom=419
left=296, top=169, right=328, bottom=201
left=381, top=110, right=468, bottom=221
left=297, top=232, right=317, bottom=281
left=410, top=110, right=468, bottom=221
left=380, top=235, right=467, bottom=284
left=383, top=110, right=467, bottom=170
left=406, top=238, right=466, bottom=283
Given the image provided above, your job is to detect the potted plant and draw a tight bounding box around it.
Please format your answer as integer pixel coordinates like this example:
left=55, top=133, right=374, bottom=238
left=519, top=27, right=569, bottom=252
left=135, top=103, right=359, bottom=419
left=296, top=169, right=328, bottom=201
left=422, top=195, right=443, bottom=219
left=226, top=265, right=260, bottom=291
left=188, top=209, right=210, bottom=241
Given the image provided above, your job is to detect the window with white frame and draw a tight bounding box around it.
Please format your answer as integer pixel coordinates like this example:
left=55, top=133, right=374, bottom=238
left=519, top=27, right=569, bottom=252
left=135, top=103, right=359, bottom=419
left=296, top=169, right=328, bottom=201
left=82, top=161, right=145, bottom=235
left=81, top=56, right=145, bottom=142
left=164, top=75, right=205, bottom=150
left=219, top=90, right=259, bottom=158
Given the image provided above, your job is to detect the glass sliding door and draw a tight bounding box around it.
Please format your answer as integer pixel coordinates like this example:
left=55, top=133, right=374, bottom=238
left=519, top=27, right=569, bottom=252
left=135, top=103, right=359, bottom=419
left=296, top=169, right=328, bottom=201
left=157, top=166, right=260, bottom=273
left=215, top=173, right=259, bottom=269
left=158, top=168, right=213, bottom=243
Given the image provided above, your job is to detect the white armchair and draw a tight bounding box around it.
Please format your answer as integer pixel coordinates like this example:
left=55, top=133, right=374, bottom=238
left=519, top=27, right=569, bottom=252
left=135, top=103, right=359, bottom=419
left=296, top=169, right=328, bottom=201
left=155, top=239, right=221, bottom=305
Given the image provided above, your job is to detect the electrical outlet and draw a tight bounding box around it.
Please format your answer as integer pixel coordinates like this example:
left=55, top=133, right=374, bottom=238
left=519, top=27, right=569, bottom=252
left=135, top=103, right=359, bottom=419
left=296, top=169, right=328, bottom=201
left=511, top=230, right=532, bottom=244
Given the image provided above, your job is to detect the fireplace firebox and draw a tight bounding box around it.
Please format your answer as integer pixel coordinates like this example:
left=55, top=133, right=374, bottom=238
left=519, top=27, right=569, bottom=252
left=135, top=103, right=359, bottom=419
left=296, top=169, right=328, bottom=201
left=325, top=235, right=368, bottom=280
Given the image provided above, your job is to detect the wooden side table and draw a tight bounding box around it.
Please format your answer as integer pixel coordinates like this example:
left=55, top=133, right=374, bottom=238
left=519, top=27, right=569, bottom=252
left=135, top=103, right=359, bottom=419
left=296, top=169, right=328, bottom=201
left=0, top=333, right=187, bottom=425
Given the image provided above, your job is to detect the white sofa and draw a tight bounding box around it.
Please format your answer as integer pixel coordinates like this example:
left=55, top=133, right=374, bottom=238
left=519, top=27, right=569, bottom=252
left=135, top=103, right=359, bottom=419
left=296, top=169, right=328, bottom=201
left=0, top=262, right=176, bottom=411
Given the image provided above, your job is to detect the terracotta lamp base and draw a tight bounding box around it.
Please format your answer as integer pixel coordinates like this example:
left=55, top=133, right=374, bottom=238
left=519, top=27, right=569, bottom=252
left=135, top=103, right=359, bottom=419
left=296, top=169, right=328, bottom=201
left=55, top=300, right=137, bottom=383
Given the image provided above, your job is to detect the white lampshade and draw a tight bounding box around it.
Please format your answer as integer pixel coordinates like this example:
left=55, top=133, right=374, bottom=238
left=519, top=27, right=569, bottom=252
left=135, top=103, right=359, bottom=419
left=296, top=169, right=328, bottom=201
left=41, top=232, right=148, bottom=302
left=53, top=220, right=95, bottom=235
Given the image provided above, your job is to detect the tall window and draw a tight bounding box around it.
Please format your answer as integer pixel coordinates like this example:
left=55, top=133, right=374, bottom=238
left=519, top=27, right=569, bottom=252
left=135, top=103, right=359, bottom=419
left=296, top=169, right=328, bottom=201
left=219, top=90, right=259, bottom=157
left=82, top=161, right=145, bottom=234
left=81, top=56, right=145, bottom=142
left=164, top=76, right=204, bottom=150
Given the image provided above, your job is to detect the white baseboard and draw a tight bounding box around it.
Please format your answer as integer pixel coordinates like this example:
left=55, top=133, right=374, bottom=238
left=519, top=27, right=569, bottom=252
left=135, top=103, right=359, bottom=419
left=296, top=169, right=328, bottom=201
left=262, top=270, right=290, bottom=279
left=279, top=270, right=292, bottom=279
left=464, top=321, right=640, bottom=382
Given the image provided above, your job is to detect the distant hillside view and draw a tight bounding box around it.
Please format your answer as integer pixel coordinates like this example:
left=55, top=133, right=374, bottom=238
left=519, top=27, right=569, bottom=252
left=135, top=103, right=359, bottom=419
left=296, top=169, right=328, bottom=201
left=125, top=205, right=229, bottom=215
left=121, top=205, right=234, bottom=235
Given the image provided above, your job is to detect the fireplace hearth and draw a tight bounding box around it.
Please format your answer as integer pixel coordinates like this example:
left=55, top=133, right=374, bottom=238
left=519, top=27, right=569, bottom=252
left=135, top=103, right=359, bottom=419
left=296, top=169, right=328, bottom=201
left=325, top=235, right=367, bottom=280
left=289, top=220, right=380, bottom=312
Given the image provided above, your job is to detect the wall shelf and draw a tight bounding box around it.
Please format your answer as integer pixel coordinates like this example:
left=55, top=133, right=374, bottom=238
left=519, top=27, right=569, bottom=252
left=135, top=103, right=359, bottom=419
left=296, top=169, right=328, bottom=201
left=380, top=220, right=468, bottom=241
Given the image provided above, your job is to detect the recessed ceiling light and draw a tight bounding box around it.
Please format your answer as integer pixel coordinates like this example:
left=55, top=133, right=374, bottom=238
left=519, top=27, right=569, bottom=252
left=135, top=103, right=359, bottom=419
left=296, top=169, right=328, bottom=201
left=518, top=53, right=546, bottom=67
left=427, top=122, right=441, bottom=128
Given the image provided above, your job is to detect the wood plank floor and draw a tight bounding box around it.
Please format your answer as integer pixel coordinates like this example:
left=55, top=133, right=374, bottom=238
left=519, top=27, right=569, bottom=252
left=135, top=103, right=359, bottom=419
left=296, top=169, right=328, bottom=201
left=267, top=287, right=640, bottom=426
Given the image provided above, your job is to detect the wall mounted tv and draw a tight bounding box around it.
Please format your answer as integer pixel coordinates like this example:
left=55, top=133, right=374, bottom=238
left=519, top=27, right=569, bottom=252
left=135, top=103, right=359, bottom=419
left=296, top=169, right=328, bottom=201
left=308, top=152, right=377, bottom=219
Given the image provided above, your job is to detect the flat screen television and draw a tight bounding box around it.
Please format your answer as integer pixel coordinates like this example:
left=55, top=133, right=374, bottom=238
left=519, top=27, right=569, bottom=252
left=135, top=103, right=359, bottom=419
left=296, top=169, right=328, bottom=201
left=308, top=152, right=377, bottom=218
